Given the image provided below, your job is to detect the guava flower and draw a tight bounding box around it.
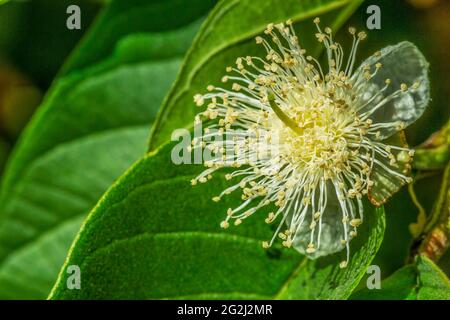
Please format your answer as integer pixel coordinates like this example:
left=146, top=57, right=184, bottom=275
left=190, top=18, right=430, bottom=267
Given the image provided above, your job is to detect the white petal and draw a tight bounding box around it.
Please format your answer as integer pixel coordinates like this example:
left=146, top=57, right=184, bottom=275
left=354, top=41, right=430, bottom=139
left=369, top=132, right=412, bottom=206
left=290, top=181, right=346, bottom=259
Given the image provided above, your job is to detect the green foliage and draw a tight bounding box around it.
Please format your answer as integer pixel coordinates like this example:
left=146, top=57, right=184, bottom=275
left=0, top=137, right=9, bottom=173
left=417, top=256, right=450, bottom=299
left=351, top=255, right=450, bottom=300
left=1, top=0, right=448, bottom=300
left=0, top=0, right=101, bottom=88
left=49, top=142, right=385, bottom=299
left=60, top=0, right=218, bottom=75
left=0, top=0, right=216, bottom=299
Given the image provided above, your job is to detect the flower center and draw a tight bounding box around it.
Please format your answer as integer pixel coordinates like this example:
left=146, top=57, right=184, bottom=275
left=270, top=87, right=355, bottom=179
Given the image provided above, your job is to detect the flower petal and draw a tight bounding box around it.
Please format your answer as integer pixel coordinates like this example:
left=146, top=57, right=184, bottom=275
left=355, top=41, right=430, bottom=139
left=368, top=131, right=412, bottom=206
left=290, top=182, right=345, bottom=259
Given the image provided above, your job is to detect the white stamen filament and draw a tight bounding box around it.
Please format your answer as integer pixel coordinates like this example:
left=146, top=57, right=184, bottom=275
left=190, top=19, right=419, bottom=267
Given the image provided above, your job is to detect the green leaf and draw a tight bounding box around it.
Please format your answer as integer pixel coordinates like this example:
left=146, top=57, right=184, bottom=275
left=148, top=0, right=364, bottom=150
left=350, top=265, right=418, bottom=300
left=0, top=137, right=9, bottom=174
left=416, top=256, right=450, bottom=299
left=60, top=0, right=219, bottom=75
left=351, top=255, right=450, bottom=300
left=49, top=141, right=385, bottom=300
left=0, top=0, right=216, bottom=299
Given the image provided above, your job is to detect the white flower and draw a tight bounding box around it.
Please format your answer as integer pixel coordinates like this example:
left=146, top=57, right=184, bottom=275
left=190, top=18, right=430, bottom=267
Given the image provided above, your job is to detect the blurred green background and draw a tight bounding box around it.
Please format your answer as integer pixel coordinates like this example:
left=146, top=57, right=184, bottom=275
left=0, top=0, right=101, bottom=171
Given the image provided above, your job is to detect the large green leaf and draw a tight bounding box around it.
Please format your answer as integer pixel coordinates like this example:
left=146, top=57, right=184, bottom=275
left=0, top=0, right=216, bottom=299
left=148, top=0, right=364, bottom=150
left=351, top=255, right=450, bottom=300
left=49, top=141, right=385, bottom=299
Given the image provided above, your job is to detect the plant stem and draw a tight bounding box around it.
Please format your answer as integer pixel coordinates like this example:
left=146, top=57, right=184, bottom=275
left=409, top=119, right=450, bottom=262
left=415, top=164, right=450, bottom=261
